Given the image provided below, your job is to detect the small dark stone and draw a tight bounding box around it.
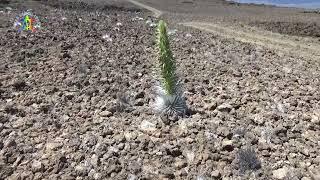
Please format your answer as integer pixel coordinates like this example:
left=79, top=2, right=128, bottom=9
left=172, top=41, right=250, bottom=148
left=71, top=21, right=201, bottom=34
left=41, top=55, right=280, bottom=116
left=65, top=92, right=75, bottom=100
left=105, top=129, right=114, bottom=136
left=54, top=156, right=68, bottom=173
left=135, top=91, right=145, bottom=99
left=39, top=104, right=51, bottom=114
left=4, top=105, right=19, bottom=115
left=203, top=79, right=210, bottom=84
left=167, top=148, right=182, bottom=157
left=62, top=52, right=71, bottom=59
left=134, top=99, right=144, bottom=106
left=222, top=140, right=234, bottom=152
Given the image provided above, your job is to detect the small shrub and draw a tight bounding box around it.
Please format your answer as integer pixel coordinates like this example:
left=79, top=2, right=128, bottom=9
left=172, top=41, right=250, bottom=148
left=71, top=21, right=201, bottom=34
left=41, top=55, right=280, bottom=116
left=237, top=147, right=261, bottom=173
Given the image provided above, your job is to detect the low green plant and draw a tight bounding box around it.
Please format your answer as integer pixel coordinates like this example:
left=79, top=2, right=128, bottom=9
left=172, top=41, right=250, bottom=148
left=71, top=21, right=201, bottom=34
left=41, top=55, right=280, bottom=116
left=154, top=20, right=187, bottom=118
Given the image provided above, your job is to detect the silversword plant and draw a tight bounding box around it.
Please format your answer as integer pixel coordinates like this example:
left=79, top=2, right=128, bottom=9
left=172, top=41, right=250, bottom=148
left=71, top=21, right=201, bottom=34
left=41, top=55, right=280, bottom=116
left=154, top=20, right=188, bottom=118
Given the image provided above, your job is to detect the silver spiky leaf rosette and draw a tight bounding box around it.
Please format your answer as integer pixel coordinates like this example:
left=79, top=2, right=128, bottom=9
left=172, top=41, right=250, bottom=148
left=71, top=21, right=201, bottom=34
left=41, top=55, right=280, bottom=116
left=153, top=83, right=188, bottom=122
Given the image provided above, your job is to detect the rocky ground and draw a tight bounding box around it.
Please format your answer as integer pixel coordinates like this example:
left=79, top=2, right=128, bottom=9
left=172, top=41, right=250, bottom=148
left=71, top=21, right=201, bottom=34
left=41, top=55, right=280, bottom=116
left=132, top=0, right=320, bottom=39
left=248, top=21, right=320, bottom=38
left=0, top=0, right=320, bottom=180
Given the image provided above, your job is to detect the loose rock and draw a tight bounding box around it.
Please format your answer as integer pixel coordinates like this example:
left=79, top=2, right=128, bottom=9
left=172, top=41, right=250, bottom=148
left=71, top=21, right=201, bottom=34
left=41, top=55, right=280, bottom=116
left=272, top=167, right=288, bottom=180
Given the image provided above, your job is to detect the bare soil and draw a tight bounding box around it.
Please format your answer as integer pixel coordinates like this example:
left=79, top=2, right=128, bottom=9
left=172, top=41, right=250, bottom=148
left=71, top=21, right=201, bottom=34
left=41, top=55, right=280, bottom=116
left=0, top=0, right=319, bottom=180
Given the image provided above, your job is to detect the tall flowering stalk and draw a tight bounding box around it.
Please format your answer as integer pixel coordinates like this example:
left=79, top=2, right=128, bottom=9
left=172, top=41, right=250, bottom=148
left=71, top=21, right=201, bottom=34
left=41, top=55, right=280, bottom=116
left=154, top=20, right=187, bottom=118
left=157, top=20, right=177, bottom=95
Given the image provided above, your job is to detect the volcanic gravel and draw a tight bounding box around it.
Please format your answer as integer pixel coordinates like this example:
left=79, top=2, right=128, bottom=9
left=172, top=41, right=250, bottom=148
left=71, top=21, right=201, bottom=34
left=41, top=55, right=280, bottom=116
left=0, top=0, right=320, bottom=179
left=249, top=21, right=320, bottom=38
left=130, top=0, right=320, bottom=40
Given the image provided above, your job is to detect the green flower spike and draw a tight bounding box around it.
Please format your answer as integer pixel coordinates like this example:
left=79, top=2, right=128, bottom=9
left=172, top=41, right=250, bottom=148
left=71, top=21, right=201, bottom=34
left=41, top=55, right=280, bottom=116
left=154, top=20, right=188, bottom=118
